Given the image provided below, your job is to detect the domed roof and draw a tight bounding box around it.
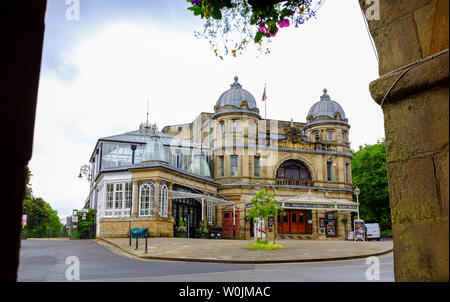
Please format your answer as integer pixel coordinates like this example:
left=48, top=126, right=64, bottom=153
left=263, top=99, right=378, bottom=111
left=307, top=89, right=346, bottom=120
left=216, top=76, right=257, bottom=109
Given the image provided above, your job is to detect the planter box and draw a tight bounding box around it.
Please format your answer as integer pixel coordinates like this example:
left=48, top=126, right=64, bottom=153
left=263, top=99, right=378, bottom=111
left=174, top=231, right=188, bottom=238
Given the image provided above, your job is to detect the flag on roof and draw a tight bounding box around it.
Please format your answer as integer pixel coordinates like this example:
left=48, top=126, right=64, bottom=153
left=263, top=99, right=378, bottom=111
left=262, top=84, right=267, bottom=102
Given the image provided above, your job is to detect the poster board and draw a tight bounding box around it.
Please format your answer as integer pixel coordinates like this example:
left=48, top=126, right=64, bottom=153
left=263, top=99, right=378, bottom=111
left=254, top=218, right=266, bottom=239
left=354, top=219, right=366, bottom=241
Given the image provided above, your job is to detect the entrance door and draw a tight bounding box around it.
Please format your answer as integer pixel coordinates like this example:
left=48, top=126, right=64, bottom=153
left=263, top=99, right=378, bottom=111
left=278, top=211, right=290, bottom=233
left=222, top=211, right=239, bottom=238
left=290, top=210, right=307, bottom=233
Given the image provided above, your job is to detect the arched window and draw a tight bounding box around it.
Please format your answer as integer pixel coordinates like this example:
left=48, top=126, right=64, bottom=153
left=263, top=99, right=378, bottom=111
left=139, top=182, right=154, bottom=216
left=159, top=184, right=169, bottom=217
left=276, top=159, right=312, bottom=186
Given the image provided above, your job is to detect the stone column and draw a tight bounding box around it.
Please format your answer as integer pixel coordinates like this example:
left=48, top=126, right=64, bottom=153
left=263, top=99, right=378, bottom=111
left=312, top=210, right=318, bottom=239
left=153, top=180, right=160, bottom=217
left=131, top=180, right=139, bottom=217
left=359, top=0, right=449, bottom=281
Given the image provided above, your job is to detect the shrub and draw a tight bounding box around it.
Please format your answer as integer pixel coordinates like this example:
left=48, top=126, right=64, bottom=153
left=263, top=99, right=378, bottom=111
left=247, top=240, right=284, bottom=250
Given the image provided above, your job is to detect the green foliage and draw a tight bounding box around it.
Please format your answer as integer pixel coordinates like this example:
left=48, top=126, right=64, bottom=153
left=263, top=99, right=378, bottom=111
left=24, top=167, right=33, bottom=200
left=22, top=197, right=63, bottom=238
left=246, top=188, right=285, bottom=222
left=186, top=0, right=323, bottom=59
left=351, top=139, right=391, bottom=230
left=71, top=209, right=96, bottom=239
left=247, top=239, right=284, bottom=250
left=176, top=218, right=187, bottom=232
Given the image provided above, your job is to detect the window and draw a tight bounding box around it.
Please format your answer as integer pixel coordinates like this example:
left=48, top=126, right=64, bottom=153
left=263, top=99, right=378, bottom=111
left=139, top=183, right=154, bottom=216
left=233, top=120, right=238, bottom=133
left=207, top=201, right=212, bottom=224
left=230, top=155, right=239, bottom=177
left=101, top=143, right=133, bottom=168
left=159, top=184, right=169, bottom=217
left=345, top=163, right=350, bottom=184
left=327, top=161, right=333, bottom=182
left=342, top=132, right=346, bottom=142
left=114, top=183, right=123, bottom=209
left=254, top=156, right=260, bottom=177
left=219, top=156, right=224, bottom=177
left=327, top=131, right=333, bottom=141
left=106, top=184, right=114, bottom=209
left=125, top=183, right=132, bottom=208
left=314, top=132, right=320, bottom=141
left=221, top=122, right=225, bottom=135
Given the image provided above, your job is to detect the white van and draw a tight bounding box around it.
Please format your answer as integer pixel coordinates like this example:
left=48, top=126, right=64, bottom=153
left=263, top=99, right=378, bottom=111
left=365, top=223, right=381, bottom=241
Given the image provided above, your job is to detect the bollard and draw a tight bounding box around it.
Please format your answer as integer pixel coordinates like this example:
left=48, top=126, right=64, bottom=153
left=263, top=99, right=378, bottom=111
left=129, top=228, right=131, bottom=246
left=135, top=235, right=138, bottom=250
left=145, top=235, right=148, bottom=253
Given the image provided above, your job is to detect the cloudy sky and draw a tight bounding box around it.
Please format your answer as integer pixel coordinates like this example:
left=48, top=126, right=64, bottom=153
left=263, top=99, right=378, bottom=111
left=29, top=0, right=383, bottom=219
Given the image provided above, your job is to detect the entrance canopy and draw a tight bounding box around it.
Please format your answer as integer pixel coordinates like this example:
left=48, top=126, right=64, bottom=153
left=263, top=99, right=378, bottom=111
left=169, top=190, right=235, bottom=206
left=277, top=192, right=357, bottom=212
left=245, top=191, right=357, bottom=212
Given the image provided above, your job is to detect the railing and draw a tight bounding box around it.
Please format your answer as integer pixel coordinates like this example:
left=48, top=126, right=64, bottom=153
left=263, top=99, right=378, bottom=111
left=276, top=179, right=313, bottom=186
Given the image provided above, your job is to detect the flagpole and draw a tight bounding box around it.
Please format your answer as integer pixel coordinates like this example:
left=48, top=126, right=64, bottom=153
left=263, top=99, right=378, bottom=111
left=264, top=83, right=267, bottom=121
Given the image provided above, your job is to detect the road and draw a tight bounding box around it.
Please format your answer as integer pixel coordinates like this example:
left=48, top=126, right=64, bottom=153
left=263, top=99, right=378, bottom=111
left=17, top=239, right=394, bottom=282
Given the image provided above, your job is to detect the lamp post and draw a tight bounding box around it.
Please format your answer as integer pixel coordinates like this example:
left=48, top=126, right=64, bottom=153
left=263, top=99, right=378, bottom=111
left=78, top=164, right=91, bottom=181
left=354, top=186, right=360, bottom=220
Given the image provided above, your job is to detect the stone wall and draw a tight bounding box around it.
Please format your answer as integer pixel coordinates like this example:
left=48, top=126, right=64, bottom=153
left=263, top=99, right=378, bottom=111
left=100, top=217, right=174, bottom=238
left=359, top=0, right=449, bottom=281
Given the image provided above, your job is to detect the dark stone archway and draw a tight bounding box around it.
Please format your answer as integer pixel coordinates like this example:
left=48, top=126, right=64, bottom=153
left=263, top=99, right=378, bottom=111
left=0, top=0, right=47, bottom=281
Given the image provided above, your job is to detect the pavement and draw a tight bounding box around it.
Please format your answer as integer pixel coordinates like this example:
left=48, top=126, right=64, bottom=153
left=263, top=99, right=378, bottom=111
left=99, top=237, right=393, bottom=264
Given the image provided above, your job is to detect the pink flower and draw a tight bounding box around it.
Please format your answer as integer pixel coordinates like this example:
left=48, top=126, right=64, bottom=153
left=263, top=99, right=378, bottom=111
left=277, top=19, right=290, bottom=28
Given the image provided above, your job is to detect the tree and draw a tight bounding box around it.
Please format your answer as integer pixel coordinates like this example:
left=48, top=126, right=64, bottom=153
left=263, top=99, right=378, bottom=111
left=351, top=139, right=391, bottom=230
left=72, top=209, right=96, bottom=239
left=22, top=168, right=63, bottom=238
left=246, top=188, right=285, bottom=244
left=22, top=198, right=63, bottom=238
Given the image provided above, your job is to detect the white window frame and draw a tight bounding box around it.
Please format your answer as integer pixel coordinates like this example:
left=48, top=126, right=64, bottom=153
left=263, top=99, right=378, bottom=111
left=139, top=182, right=154, bottom=216
left=104, top=182, right=132, bottom=217
left=207, top=201, right=213, bottom=224
left=159, top=183, right=169, bottom=218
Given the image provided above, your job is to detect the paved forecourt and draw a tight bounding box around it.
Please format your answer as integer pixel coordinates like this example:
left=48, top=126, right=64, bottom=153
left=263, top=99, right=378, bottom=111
left=99, top=237, right=393, bottom=264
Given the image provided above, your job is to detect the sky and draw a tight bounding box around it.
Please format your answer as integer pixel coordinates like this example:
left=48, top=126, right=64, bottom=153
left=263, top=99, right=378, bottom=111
left=29, top=0, right=384, bottom=219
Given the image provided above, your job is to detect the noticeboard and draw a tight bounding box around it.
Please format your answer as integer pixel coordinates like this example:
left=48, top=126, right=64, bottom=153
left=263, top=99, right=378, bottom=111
left=354, top=220, right=366, bottom=241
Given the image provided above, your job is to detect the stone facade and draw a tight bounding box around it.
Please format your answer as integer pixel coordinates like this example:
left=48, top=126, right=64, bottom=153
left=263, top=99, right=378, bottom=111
left=359, top=0, right=449, bottom=281
left=89, top=79, right=358, bottom=242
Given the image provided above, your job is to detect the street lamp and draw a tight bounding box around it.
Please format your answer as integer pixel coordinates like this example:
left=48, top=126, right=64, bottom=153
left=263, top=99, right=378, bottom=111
left=78, top=164, right=91, bottom=181
left=354, top=186, right=360, bottom=220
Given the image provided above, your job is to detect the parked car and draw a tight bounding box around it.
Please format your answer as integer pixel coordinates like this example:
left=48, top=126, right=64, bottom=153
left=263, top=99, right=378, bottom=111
left=365, top=223, right=381, bottom=241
